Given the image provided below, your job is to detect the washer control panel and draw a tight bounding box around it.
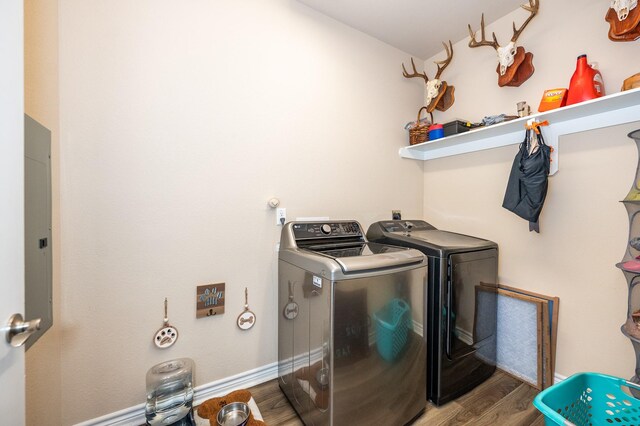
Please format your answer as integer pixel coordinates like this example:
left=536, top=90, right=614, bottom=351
left=292, top=221, right=362, bottom=240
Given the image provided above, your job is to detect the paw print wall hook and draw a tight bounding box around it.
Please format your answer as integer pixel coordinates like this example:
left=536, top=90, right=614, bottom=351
left=153, top=297, right=178, bottom=348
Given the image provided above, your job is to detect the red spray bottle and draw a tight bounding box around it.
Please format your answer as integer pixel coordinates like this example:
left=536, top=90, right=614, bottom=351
left=566, top=54, right=605, bottom=105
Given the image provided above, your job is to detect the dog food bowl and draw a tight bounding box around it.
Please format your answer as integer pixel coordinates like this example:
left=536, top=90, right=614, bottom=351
left=216, top=402, right=250, bottom=426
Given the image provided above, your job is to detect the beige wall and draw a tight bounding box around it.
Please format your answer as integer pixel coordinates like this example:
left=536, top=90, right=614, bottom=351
left=422, top=0, right=640, bottom=379
left=57, top=0, right=423, bottom=423
left=24, top=1, right=62, bottom=425
left=33, top=0, right=638, bottom=423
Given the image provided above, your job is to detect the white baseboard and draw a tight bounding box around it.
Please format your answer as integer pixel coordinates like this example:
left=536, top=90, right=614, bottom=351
left=74, top=362, right=279, bottom=426
left=554, top=372, right=567, bottom=384
left=192, top=362, right=278, bottom=405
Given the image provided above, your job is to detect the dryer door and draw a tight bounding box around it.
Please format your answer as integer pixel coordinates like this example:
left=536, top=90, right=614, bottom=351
left=445, top=249, right=498, bottom=362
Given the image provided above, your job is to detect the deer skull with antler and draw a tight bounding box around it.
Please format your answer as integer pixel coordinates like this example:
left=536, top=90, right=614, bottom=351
left=402, top=41, right=455, bottom=113
left=468, top=0, right=539, bottom=87
left=606, top=0, right=640, bottom=41
left=605, top=0, right=640, bottom=41
left=611, top=0, right=638, bottom=21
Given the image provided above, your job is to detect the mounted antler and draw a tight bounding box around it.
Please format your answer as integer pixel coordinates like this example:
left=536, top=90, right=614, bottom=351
left=434, top=41, right=454, bottom=80
left=467, top=0, right=539, bottom=87
left=511, top=0, right=539, bottom=43
left=468, top=14, right=500, bottom=50
left=401, top=41, right=455, bottom=113
left=402, top=58, right=429, bottom=84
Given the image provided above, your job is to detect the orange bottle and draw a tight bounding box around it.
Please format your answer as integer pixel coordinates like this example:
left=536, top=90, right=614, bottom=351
left=566, top=54, right=605, bottom=105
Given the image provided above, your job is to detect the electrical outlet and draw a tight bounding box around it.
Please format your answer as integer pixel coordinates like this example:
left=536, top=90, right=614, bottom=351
left=392, top=210, right=402, bottom=220
left=276, top=208, right=286, bottom=225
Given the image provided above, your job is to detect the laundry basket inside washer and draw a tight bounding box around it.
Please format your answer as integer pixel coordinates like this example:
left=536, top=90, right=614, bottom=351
left=533, top=372, right=640, bottom=426
left=374, top=298, right=412, bottom=362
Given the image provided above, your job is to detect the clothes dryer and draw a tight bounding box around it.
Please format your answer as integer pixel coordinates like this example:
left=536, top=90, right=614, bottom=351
left=367, top=220, right=498, bottom=406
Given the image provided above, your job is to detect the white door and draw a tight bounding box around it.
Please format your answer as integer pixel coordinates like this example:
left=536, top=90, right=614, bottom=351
left=0, top=2, right=26, bottom=425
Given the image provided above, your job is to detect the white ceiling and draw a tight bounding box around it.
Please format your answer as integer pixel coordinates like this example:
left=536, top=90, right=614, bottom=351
left=297, top=0, right=526, bottom=59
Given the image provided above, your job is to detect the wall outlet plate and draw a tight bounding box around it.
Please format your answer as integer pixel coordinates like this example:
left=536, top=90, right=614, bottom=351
left=196, top=283, right=225, bottom=318
left=276, top=208, right=286, bottom=225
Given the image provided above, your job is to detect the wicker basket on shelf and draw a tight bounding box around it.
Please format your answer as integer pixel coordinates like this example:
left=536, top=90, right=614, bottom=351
left=409, top=106, right=432, bottom=145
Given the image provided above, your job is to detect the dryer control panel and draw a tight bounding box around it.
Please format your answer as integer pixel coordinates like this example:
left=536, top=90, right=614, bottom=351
left=376, top=220, right=436, bottom=233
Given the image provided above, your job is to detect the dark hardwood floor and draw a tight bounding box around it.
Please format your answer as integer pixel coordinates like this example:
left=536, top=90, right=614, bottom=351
left=250, top=369, right=545, bottom=426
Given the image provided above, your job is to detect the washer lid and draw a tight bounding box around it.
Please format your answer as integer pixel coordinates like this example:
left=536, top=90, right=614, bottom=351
left=303, top=242, right=425, bottom=273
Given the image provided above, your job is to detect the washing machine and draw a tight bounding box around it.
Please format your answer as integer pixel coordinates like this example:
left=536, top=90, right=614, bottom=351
left=367, top=220, right=498, bottom=406
left=278, top=221, right=427, bottom=425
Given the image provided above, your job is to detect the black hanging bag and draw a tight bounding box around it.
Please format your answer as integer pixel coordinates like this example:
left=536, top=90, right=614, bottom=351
left=502, top=127, right=551, bottom=232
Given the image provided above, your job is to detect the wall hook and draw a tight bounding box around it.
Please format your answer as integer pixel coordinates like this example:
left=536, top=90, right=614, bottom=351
left=237, top=287, right=256, bottom=330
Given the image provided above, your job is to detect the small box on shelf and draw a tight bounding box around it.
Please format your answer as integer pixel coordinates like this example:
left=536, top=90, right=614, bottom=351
left=443, top=120, right=474, bottom=137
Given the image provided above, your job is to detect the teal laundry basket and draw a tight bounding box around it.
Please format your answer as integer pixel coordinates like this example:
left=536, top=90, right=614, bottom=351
left=533, top=372, right=640, bottom=426
left=373, top=298, right=412, bottom=362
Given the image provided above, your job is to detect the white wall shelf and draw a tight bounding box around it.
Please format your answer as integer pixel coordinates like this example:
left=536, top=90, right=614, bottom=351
left=399, top=87, right=640, bottom=175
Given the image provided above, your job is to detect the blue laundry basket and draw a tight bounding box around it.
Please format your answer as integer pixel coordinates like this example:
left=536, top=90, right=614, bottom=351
left=533, top=372, right=640, bottom=426
left=373, top=298, right=412, bottom=362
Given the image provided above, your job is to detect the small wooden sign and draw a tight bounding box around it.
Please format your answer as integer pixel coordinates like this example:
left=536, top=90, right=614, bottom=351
left=196, top=283, right=225, bottom=318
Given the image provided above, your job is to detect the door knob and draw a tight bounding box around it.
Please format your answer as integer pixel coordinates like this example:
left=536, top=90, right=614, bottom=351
left=5, top=313, right=41, bottom=348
